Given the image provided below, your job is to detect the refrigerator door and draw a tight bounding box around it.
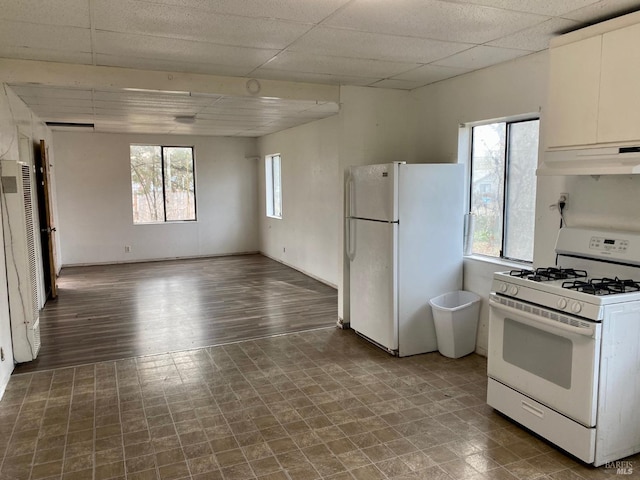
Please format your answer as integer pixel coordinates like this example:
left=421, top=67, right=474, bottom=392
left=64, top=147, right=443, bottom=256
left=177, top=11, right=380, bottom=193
left=349, top=218, right=398, bottom=352
left=348, top=163, right=399, bottom=222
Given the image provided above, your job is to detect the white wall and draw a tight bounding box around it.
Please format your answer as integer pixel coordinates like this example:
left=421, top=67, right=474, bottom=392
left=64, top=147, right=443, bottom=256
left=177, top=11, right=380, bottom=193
left=53, top=132, right=259, bottom=266
left=0, top=85, right=55, bottom=399
left=257, top=116, right=340, bottom=286
left=409, top=52, right=562, bottom=355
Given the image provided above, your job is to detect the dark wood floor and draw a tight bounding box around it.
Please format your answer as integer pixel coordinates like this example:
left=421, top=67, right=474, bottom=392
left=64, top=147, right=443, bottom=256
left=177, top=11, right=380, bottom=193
left=14, top=254, right=338, bottom=373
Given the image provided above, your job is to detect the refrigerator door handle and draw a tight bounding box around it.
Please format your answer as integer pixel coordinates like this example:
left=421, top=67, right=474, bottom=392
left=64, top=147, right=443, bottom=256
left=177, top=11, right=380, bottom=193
left=347, top=218, right=356, bottom=261
left=346, top=176, right=356, bottom=261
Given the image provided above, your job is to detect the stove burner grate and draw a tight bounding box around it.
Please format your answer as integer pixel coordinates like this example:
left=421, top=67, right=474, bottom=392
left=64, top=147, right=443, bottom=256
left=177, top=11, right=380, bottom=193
left=562, top=277, right=640, bottom=296
left=516, top=267, right=589, bottom=282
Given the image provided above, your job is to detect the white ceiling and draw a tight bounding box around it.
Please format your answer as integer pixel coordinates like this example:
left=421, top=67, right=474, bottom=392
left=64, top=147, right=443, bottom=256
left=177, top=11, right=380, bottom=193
left=2, top=0, right=640, bottom=137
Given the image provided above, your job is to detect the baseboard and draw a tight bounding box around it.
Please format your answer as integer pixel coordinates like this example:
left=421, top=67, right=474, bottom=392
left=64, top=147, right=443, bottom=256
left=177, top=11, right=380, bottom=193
left=61, top=251, right=260, bottom=268
left=259, top=252, right=337, bottom=289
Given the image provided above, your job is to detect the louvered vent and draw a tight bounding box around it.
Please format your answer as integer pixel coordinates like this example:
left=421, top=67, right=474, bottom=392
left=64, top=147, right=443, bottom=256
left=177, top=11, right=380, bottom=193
left=21, top=164, right=39, bottom=325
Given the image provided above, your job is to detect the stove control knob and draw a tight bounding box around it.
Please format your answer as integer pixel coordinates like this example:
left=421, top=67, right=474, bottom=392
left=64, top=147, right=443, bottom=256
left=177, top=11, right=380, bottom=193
left=557, top=298, right=567, bottom=310
left=500, top=283, right=508, bottom=293
left=571, top=302, right=582, bottom=314
left=509, top=286, right=519, bottom=296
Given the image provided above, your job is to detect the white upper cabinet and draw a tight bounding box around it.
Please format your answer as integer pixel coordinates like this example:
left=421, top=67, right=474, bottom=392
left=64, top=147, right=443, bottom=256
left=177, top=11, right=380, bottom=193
left=546, top=11, right=640, bottom=150
left=546, top=36, right=602, bottom=149
left=598, top=23, right=640, bottom=144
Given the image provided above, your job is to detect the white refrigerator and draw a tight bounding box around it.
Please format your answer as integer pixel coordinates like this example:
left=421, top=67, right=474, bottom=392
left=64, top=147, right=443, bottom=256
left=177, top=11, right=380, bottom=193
left=346, top=162, right=464, bottom=357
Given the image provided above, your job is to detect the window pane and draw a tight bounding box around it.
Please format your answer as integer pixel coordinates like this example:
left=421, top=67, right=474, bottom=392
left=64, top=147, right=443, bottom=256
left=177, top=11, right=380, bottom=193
left=504, top=120, right=539, bottom=262
left=131, top=145, right=164, bottom=223
left=163, top=147, right=196, bottom=221
left=272, top=155, right=282, bottom=218
left=471, top=123, right=506, bottom=257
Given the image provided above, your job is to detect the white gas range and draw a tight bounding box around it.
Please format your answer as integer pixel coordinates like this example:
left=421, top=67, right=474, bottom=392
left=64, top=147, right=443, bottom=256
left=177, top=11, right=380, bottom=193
left=487, top=227, right=640, bottom=467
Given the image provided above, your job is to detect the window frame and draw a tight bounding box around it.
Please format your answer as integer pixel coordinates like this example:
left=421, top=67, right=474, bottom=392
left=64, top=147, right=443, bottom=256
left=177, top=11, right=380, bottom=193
left=265, top=153, right=282, bottom=219
left=467, top=116, right=539, bottom=263
left=130, top=144, right=197, bottom=225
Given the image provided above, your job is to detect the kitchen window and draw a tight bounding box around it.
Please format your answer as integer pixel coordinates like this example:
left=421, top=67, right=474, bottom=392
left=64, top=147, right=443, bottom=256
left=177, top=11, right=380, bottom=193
left=265, top=154, right=282, bottom=219
left=468, top=118, right=539, bottom=262
left=130, top=145, right=196, bottom=224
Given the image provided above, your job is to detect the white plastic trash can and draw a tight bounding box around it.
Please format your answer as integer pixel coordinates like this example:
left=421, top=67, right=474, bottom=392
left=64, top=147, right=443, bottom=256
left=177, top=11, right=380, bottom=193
left=429, top=291, right=481, bottom=359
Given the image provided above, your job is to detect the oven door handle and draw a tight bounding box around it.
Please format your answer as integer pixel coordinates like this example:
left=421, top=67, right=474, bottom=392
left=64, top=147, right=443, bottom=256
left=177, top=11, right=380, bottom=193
left=489, top=296, right=597, bottom=338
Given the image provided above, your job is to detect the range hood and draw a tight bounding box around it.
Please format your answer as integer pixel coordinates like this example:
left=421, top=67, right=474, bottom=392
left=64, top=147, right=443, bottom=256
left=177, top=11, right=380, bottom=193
left=537, top=146, right=640, bottom=176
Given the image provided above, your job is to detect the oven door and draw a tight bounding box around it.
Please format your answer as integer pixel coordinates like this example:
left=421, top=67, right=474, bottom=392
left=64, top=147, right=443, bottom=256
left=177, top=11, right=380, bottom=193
left=488, top=293, right=602, bottom=427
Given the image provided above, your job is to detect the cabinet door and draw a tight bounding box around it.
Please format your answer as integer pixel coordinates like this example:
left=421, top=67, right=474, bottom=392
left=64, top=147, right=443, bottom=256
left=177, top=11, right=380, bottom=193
left=546, top=36, right=602, bottom=148
left=598, top=23, right=640, bottom=144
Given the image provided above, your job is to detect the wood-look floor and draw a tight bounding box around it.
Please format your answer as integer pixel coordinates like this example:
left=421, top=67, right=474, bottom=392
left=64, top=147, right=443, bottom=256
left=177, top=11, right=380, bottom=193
left=14, top=254, right=338, bottom=373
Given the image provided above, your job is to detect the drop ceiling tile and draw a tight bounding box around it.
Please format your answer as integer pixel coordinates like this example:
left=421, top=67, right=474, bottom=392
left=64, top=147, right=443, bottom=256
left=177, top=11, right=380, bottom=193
left=432, top=45, right=531, bottom=69
left=258, top=51, right=418, bottom=79
left=369, top=79, right=429, bottom=90
left=94, top=0, right=313, bottom=50
left=561, top=0, right=640, bottom=22
left=251, top=69, right=377, bottom=86
left=486, top=17, right=580, bottom=51
left=0, top=21, right=91, bottom=52
left=324, top=0, right=549, bottom=44
left=287, top=26, right=473, bottom=64
left=95, top=31, right=279, bottom=69
left=443, top=0, right=600, bottom=17
left=131, top=0, right=351, bottom=23
left=391, top=64, right=472, bottom=84
left=95, top=54, right=253, bottom=77
left=0, top=46, right=93, bottom=64
left=0, top=0, right=91, bottom=27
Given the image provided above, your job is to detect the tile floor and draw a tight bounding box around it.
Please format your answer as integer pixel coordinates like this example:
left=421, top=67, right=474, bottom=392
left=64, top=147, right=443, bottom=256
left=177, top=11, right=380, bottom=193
left=0, top=328, right=637, bottom=480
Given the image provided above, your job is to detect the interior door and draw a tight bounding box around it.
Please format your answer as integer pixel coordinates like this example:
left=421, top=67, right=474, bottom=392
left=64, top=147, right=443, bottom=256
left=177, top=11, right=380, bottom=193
left=35, top=139, right=58, bottom=300
left=349, top=218, right=397, bottom=351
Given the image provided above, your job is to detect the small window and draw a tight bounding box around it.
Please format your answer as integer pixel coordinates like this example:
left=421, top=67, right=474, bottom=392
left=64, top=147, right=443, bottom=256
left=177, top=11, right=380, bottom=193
left=265, top=154, right=282, bottom=219
left=130, top=145, right=196, bottom=224
left=469, top=118, right=539, bottom=262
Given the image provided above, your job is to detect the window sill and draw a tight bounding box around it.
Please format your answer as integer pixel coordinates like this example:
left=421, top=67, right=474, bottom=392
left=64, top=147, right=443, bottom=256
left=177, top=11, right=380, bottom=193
left=266, top=215, right=282, bottom=220
left=133, top=220, right=197, bottom=225
left=464, top=254, right=531, bottom=270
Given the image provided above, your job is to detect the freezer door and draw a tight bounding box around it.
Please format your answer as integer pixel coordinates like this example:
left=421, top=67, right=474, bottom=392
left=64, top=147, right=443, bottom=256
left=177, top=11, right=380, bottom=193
left=348, top=163, right=398, bottom=222
left=349, top=218, right=398, bottom=351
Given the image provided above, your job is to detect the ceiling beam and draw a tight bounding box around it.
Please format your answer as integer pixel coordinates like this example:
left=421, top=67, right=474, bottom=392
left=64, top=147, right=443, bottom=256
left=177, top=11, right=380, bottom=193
left=0, top=58, right=340, bottom=103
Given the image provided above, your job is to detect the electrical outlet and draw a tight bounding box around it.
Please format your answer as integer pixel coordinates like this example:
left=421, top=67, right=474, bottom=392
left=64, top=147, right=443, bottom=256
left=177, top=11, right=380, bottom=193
left=124, top=245, right=131, bottom=253
left=283, top=247, right=286, bottom=253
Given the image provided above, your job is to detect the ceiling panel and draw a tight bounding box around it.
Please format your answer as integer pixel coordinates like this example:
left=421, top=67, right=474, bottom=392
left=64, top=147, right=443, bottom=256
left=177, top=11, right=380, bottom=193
left=3, top=0, right=640, bottom=137
left=561, top=0, right=640, bottom=21
left=0, top=0, right=91, bottom=28
left=443, top=0, right=600, bottom=16
left=391, top=64, right=473, bottom=84
left=95, top=54, right=253, bottom=77
left=432, top=45, right=531, bottom=69
left=287, top=27, right=473, bottom=64
left=93, top=0, right=313, bottom=50
left=95, top=31, right=280, bottom=70
left=0, top=21, right=91, bottom=53
left=486, top=17, right=580, bottom=51
left=257, top=51, right=419, bottom=79
left=130, top=0, right=352, bottom=23
left=324, top=0, right=548, bottom=44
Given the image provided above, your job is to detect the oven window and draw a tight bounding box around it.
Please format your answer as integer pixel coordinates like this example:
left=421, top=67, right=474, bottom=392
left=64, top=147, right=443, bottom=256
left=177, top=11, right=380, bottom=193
left=503, top=319, right=573, bottom=389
